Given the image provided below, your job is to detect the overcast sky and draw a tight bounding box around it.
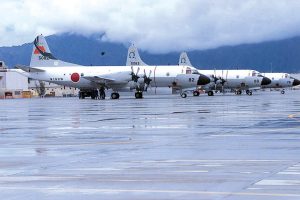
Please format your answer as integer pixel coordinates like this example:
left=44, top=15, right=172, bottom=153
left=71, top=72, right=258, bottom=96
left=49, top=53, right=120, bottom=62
left=1, top=0, right=300, bottom=53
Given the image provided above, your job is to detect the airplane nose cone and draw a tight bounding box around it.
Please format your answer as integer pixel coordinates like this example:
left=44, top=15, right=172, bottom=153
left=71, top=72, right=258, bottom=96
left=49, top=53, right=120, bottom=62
left=261, top=77, right=271, bottom=85
left=197, top=74, right=211, bottom=85
left=293, top=78, right=300, bottom=86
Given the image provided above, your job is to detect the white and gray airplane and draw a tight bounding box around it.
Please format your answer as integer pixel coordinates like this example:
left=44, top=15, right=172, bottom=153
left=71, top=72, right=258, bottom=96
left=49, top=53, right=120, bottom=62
left=179, top=52, right=272, bottom=96
left=126, top=44, right=213, bottom=97
left=126, top=45, right=271, bottom=96
left=15, top=35, right=210, bottom=99
left=261, top=73, right=300, bottom=94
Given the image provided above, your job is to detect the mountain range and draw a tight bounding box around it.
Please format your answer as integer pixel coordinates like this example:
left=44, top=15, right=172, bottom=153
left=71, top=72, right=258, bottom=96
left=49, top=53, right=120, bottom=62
left=0, top=33, right=300, bottom=73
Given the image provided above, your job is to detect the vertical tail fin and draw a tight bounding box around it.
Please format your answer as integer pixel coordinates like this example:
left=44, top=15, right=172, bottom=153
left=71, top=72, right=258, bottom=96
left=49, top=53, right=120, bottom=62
left=30, top=34, right=77, bottom=67
left=126, top=44, right=148, bottom=66
left=179, top=51, right=192, bottom=66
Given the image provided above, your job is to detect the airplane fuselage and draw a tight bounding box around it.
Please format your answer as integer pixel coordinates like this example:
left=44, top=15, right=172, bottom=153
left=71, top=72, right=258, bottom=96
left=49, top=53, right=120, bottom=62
left=199, top=69, right=264, bottom=90
left=261, top=73, right=293, bottom=88
left=19, top=65, right=204, bottom=91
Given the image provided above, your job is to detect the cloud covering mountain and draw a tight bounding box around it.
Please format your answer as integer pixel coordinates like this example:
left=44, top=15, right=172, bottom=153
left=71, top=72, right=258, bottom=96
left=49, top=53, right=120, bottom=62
left=1, top=33, right=300, bottom=73
left=2, top=0, right=300, bottom=53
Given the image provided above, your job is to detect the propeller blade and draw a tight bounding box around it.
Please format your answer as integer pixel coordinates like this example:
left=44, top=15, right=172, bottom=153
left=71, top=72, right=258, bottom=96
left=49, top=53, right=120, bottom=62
left=142, top=69, right=153, bottom=91
left=148, top=70, right=152, bottom=78
left=130, top=66, right=140, bottom=82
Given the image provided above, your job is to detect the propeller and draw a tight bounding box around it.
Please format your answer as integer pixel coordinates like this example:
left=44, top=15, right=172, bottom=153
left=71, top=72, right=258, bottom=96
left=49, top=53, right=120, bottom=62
left=212, top=69, right=219, bottom=90
left=218, top=70, right=228, bottom=93
left=143, top=69, right=152, bottom=91
left=131, top=66, right=140, bottom=82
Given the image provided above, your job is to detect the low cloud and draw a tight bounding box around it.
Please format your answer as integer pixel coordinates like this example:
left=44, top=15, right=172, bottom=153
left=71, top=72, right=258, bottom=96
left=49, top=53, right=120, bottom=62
left=1, top=0, right=300, bottom=53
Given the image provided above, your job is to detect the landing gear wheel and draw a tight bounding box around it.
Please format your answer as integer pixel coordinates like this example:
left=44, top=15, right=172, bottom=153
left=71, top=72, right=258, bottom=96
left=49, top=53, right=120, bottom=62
left=235, top=90, right=242, bottom=95
left=99, top=92, right=106, bottom=100
left=91, top=90, right=98, bottom=99
left=193, top=90, right=200, bottom=96
left=281, top=90, right=285, bottom=94
left=180, top=93, right=187, bottom=98
left=111, top=92, right=120, bottom=99
left=246, top=90, right=252, bottom=96
left=208, top=91, right=214, bottom=96
left=79, top=91, right=86, bottom=99
left=135, top=92, right=143, bottom=99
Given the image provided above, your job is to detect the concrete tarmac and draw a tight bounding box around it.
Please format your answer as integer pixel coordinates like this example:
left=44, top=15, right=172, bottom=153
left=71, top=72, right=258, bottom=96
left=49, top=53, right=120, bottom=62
left=0, top=90, right=300, bottom=199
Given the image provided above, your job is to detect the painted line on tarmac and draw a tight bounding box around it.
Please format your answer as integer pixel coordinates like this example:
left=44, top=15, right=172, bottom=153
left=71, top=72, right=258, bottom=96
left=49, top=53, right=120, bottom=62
left=131, top=159, right=291, bottom=163
left=255, top=179, right=300, bottom=186
left=0, top=186, right=300, bottom=197
left=18, top=140, right=151, bottom=147
left=173, top=170, right=209, bottom=173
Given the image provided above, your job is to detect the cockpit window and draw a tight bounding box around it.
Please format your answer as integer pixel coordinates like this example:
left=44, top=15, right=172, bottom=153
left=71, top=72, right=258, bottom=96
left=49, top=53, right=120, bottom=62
left=252, top=71, right=257, bottom=77
left=192, top=69, right=200, bottom=74
left=186, top=67, right=192, bottom=74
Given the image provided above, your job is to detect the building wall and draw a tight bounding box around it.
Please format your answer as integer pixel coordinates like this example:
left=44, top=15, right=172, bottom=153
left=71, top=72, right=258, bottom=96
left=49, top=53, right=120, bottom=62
left=28, top=79, right=78, bottom=97
left=5, top=72, right=28, bottom=90
left=0, top=71, right=29, bottom=99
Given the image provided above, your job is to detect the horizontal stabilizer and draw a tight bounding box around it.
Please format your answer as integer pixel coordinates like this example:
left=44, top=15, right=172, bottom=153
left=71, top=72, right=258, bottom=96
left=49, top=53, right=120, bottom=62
left=15, top=65, right=45, bottom=72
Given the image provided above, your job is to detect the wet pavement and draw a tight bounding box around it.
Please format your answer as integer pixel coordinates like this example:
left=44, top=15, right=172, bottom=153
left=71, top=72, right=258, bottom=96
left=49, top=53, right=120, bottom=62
left=1, top=90, right=300, bottom=199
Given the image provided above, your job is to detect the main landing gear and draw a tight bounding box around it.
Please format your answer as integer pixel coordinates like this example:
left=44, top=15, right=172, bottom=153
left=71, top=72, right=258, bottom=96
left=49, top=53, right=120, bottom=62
left=111, top=92, right=120, bottom=99
left=180, top=92, right=187, bottom=98
left=246, top=90, right=253, bottom=96
left=79, top=89, right=99, bottom=99
left=180, top=90, right=200, bottom=98
left=193, top=90, right=200, bottom=96
left=180, top=90, right=201, bottom=98
left=207, top=91, right=214, bottom=96
left=135, top=91, right=143, bottom=99
left=235, top=90, right=242, bottom=95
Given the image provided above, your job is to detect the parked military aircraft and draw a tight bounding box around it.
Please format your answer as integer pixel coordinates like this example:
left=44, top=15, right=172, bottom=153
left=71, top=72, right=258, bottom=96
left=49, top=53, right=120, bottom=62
left=126, top=45, right=271, bottom=96
left=261, top=73, right=300, bottom=94
left=178, top=52, right=272, bottom=96
left=15, top=35, right=210, bottom=99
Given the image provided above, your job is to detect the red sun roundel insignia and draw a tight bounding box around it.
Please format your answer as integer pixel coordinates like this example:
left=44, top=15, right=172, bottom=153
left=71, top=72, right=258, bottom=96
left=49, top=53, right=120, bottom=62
left=71, top=73, right=80, bottom=82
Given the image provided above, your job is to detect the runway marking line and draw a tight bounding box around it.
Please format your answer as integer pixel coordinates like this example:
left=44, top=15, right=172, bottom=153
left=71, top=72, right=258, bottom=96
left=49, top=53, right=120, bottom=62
left=19, top=140, right=151, bottom=147
left=1, top=187, right=300, bottom=197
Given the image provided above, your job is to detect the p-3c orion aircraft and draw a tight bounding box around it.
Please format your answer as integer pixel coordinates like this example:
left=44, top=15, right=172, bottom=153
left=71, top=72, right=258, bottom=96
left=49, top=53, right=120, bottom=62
left=126, top=45, right=271, bottom=96
left=260, top=73, right=300, bottom=94
left=15, top=35, right=210, bottom=99
left=178, top=52, right=272, bottom=96
left=126, top=44, right=213, bottom=98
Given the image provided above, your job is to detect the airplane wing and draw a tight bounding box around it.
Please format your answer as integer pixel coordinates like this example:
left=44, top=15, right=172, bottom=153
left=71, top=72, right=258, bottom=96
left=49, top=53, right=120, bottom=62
left=82, top=71, right=131, bottom=84
left=82, top=76, right=116, bottom=83
left=15, top=65, right=45, bottom=72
